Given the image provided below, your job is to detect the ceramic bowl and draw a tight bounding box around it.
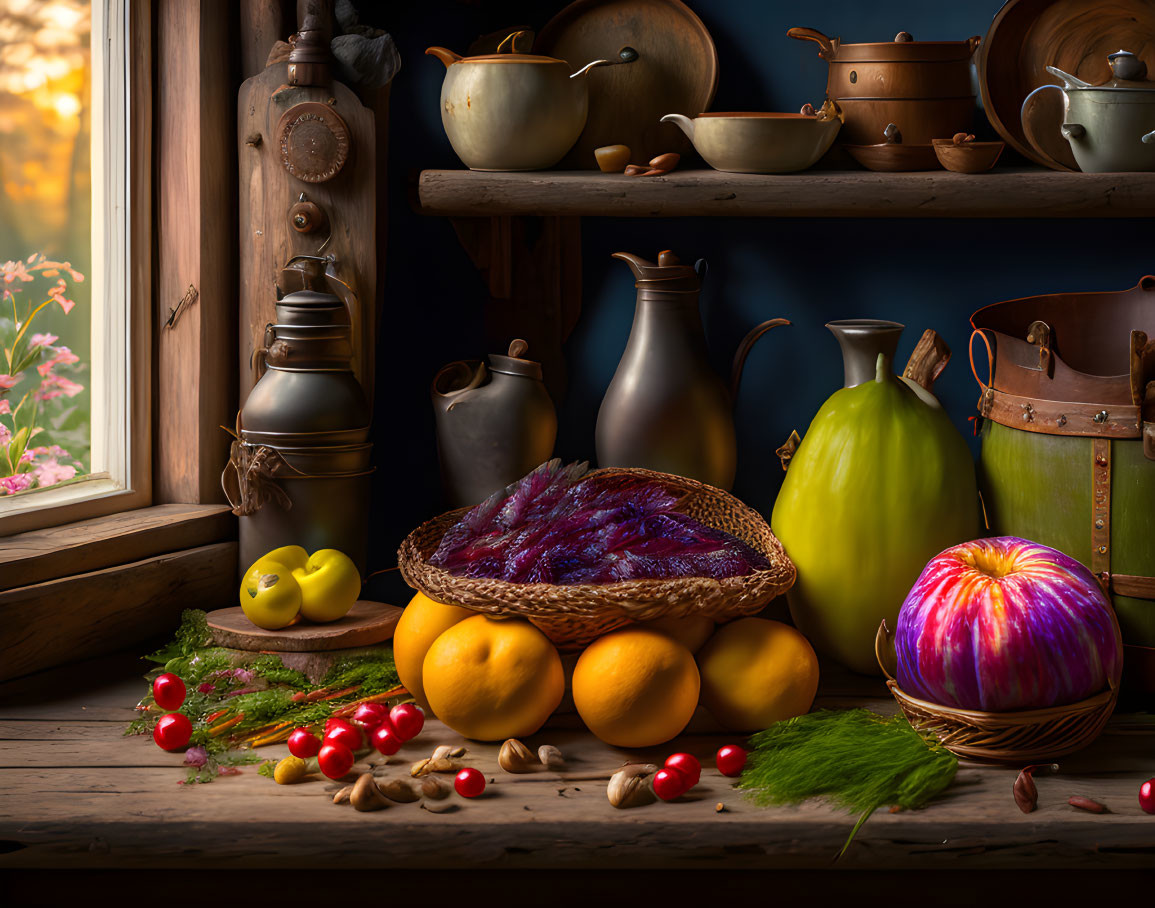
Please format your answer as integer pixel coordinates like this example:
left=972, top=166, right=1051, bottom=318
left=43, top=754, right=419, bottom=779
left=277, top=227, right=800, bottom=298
left=845, top=142, right=941, bottom=172
left=660, top=111, right=842, bottom=173
left=932, top=139, right=1005, bottom=173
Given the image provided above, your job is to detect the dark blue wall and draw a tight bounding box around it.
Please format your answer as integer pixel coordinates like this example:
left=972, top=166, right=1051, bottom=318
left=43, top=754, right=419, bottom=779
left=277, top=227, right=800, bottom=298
left=363, top=0, right=1154, bottom=600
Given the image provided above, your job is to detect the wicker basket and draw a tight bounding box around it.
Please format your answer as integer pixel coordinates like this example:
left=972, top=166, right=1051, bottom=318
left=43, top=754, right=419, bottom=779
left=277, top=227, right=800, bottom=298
left=397, top=468, right=796, bottom=650
left=875, top=621, right=1119, bottom=763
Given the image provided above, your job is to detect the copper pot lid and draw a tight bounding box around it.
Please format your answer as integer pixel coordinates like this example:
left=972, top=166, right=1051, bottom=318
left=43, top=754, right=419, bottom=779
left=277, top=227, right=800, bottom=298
left=788, top=28, right=980, bottom=63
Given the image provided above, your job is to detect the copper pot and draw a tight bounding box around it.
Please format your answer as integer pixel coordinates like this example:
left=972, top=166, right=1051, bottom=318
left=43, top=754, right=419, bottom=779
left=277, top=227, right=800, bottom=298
left=788, top=28, right=980, bottom=145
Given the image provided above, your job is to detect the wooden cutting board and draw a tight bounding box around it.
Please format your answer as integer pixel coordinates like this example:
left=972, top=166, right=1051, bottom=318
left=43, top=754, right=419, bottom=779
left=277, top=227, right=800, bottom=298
left=206, top=600, right=402, bottom=652
left=535, top=0, right=718, bottom=169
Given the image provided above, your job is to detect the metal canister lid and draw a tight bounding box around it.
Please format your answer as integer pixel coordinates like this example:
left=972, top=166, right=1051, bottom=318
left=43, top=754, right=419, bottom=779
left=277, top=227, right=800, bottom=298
left=488, top=338, right=543, bottom=379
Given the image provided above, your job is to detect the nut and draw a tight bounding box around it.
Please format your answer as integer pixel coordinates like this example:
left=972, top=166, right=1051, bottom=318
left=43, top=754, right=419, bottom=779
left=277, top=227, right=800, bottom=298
left=648, top=152, right=680, bottom=171
left=623, top=164, right=647, bottom=176
left=379, top=778, right=420, bottom=803
left=410, top=756, right=461, bottom=777
left=537, top=744, right=565, bottom=771
left=1013, top=769, right=1038, bottom=814
left=332, top=785, right=353, bottom=804
left=421, top=776, right=450, bottom=800
left=607, top=763, right=659, bottom=809
left=1068, top=795, right=1107, bottom=814
left=499, top=738, right=542, bottom=773
left=350, top=773, right=390, bottom=811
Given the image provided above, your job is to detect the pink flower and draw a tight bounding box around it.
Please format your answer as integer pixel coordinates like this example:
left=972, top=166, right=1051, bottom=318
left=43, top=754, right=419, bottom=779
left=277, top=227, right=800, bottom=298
left=0, top=424, right=10, bottom=446
left=0, top=474, right=34, bottom=494
left=0, top=375, right=17, bottom=390
left=30, top=444, right=71, bottom=459
left=30, top=333, right=58, bottom=347
left=1, top=260, right=32, bottom=284
left=37, top=345, right=80, bottom=377
left=0, top=400, right=9, bottom=416
left=47, top=279, right=75, bottom=314
left=34, top=374, right=84, bottom=400
left=32, top=458, right=76, bottom=487
left=198, top=682, right=216, bottom=694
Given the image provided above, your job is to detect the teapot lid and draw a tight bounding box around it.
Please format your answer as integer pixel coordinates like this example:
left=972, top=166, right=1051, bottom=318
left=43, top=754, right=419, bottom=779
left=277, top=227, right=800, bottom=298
left=1049, top=50, right=1155, bottom=92
left=488, top=339, right=543, bottom=379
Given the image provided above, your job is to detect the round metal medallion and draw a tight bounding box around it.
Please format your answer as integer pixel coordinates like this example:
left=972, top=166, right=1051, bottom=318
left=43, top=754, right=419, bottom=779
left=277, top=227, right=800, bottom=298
left=277, top=102, right=350, bottom=183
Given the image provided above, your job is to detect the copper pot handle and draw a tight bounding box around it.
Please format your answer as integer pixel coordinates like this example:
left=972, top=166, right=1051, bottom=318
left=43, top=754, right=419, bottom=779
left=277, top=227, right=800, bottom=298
left=787, top=27, right=838, bottom=61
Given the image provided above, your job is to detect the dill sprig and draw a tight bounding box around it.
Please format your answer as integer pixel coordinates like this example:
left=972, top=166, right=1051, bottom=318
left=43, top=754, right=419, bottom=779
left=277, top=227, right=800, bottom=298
left=738, top=709, right=958, bottom=858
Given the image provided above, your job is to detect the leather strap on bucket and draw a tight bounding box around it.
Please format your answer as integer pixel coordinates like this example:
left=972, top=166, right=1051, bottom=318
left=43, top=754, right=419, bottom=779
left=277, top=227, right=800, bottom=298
left=979, top=388, right=1142, bottom=439
left=1091, top=439, right=1111, bottom=588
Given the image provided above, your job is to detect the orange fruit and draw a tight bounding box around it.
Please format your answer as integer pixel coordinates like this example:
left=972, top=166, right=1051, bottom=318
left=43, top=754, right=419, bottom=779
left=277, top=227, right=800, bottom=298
left=572, top=628, right=699, bottom=748
left=392, top=592, right=474, bottom=711
left=697, top=618, right=819, bottom=732
left=638, top=614, right=715, bottom=653
left=422, top=615, right=564, bottom=741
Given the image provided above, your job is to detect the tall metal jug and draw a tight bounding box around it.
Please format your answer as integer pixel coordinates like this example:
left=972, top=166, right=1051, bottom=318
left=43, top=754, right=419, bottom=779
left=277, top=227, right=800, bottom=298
left=595, top=249, right=788, bottom=490
left=223, top=255, right=373, bottom=574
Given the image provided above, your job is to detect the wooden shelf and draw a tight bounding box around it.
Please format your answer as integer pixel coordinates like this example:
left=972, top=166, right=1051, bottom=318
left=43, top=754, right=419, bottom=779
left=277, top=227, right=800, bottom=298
left=417, top=167, right=1155, bottom=219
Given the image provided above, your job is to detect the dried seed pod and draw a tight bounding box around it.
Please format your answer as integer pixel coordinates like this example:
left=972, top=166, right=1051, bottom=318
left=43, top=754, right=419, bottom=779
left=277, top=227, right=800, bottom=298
left=648, top=152, right=680, bottom=171
left=332, top=785, right=353, bottom=805
left=1013, top=769, right=1038, bottom=814
left=431, top=745, right=453, bottom=761
left=537, top=744, right=565, bottom=771
left=448, top=746, right=467, bottom=758
left=410, top=756, right=461, bottom=777
left=607, top=763, right=659, bottom=809
left=639, top=168, right=669, bottom=177
left=499, top=738, right=542, bottom=773
left=1068, top=795, right=1107, bottom=814
left=624, top=164, right=647, bottom=176
left=421, top=776, right=450, bottom=800
left=350, top=773, right=389, bottom=811
left=379, top=778, right=420, bottom=803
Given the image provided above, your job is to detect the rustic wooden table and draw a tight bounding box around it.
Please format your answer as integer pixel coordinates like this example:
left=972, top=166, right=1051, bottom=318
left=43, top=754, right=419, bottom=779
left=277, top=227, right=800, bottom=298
left=2, top=651, right=1152, bottom=899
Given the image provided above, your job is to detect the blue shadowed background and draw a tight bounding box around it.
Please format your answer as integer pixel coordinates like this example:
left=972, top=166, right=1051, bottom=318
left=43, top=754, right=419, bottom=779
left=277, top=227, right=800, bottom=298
left=362, top=0, right=1154, bottom=599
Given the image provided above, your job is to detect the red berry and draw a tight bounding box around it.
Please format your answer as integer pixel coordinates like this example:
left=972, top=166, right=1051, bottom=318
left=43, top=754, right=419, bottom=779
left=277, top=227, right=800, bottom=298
left=287, top=727, right=321, bottom=759
left=716, top=744, right=748, bottom=778
left=152, top=673, right=186, bottom=711
left=317, top=741, right=355, bottom=779
left=353, top=702, right=391, bottom=729
left=454, top=767, right=486, bottom=798
left=153, top=713, right=192, bottom=751
left=1140, top=778, right=1155, bottom=815
left=653, top=767, right=691, bottom=801
left=390, top=703, right=425, bottom=741
left=664, top=753, right=701, bottom=788
left=323, top=718, right=363, bottom=752
left=371, top=724, right=402, bottom=756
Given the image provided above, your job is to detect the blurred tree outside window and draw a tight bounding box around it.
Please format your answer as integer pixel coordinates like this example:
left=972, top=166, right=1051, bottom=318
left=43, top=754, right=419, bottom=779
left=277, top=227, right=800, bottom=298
left=1, top=0, right=98, bottom=498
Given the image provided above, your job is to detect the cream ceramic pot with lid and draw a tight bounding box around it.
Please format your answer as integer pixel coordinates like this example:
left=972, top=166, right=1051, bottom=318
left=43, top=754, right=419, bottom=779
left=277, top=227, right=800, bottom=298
left=427, top=38, right=608, bottom=171
left=1022, top=50, right=1155, bottom=173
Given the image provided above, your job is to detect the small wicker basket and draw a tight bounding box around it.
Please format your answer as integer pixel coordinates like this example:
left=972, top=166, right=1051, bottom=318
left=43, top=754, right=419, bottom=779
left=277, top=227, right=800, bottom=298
left=397, top=468, right=796, bottom=650
left=875, top=620, right=1120, bottom=763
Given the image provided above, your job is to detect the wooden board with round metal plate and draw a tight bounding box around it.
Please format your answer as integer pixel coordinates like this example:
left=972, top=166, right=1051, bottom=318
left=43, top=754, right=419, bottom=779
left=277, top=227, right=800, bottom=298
left=277, top=101, right=351, bottom=183
left=535, top=0, right=718, bottom=169
left=206, top=600, right=402, bottom=652
left=978, top=0, right=1155, bottom=170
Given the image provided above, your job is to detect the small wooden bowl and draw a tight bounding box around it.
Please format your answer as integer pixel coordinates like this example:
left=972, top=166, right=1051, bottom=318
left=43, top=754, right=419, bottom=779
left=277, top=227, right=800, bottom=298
left=932, top=139, right=1005, bottom=173
left=875, top=621, right=1119, bottom=763
left=845, top=142, right=940, bottom=172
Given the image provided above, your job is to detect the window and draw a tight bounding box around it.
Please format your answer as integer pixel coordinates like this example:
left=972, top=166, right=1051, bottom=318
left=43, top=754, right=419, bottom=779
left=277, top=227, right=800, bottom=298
left=0, top=0, right=146, bottom=529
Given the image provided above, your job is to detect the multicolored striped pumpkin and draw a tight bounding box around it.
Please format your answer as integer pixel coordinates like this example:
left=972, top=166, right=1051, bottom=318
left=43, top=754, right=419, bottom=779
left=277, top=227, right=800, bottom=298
left=895, top=537, right=1122, bottom=712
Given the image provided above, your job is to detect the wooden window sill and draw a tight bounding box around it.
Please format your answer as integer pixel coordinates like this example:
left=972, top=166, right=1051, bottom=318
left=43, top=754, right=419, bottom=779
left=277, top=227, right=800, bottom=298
left=0, top=505, right=236, bottom=681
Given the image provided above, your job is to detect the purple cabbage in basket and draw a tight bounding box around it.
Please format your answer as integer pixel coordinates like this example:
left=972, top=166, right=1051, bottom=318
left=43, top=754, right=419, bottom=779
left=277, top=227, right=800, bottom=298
left=430, top=460, right=770, bottom=584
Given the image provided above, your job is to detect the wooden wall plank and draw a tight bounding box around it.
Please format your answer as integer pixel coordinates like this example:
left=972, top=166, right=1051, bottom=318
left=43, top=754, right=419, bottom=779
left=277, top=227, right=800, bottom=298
left=0, top=504, right=234, bottom=591
left=0, top=543, right=236, bottom=681
left=156, top=0, right=237, bottom=503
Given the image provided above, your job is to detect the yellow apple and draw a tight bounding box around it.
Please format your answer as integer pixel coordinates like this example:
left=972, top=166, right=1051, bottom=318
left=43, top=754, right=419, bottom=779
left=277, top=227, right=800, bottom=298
left=294, top=549, right=361, bottom=622
left=239, top=561, right=302, bottom=629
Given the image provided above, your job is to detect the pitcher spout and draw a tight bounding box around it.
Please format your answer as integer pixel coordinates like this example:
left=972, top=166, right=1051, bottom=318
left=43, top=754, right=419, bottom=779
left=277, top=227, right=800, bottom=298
left=425, top=46, right=463, bottom=68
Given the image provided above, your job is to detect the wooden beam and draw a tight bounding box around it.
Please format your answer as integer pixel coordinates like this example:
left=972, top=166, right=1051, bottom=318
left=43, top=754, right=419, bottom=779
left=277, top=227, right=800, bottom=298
left=156, top=0, right=237, bottom=504
left=417, top=168, right=1155, bottom=219
left=0, top=504, right=234, bottom=591
left=0, top=543, right=236, bottom=681
left=239, top=0, right=292, bottom=80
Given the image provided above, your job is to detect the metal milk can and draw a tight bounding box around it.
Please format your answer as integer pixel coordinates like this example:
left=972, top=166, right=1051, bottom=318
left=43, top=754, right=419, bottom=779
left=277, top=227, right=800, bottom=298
left=223, top=255, right=373, bottom=574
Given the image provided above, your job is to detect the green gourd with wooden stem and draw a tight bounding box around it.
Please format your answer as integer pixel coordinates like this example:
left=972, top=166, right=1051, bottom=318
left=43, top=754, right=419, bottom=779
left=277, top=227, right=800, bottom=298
left=771, top=321, right=980, bottom=675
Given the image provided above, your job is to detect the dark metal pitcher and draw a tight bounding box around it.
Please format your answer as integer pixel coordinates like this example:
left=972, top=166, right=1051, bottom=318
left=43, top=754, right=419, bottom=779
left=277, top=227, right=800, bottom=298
left=595, top=249, right=789, bottom=491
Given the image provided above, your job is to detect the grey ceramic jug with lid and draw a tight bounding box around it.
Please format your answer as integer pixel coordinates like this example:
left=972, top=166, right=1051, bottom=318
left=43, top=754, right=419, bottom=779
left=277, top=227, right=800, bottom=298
left=433, top=339, right=557, bottom=507
left=595, top=249, right=789, bottom=491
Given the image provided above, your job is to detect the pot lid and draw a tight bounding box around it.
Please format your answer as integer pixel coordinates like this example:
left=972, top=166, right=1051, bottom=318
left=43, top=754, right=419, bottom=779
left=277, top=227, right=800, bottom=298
left=489, top=339, right=543, bottom=379
left=1048, top=50, right=1155, bottom=92
left=788, top=27, right=981, bottom=63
